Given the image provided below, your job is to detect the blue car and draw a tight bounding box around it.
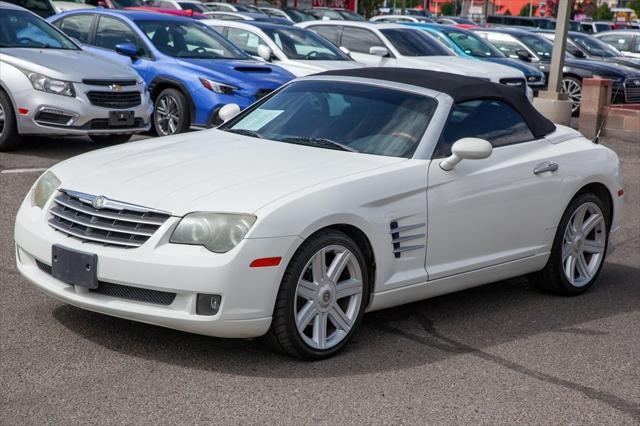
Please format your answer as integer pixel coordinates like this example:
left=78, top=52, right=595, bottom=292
left=49, top=10, right=295, bottom=135
left=405, top=23, right=546, bottom=90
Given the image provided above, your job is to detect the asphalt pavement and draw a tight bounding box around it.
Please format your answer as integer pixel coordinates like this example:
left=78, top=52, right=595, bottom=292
left=1, top=135, right=639, bottom=424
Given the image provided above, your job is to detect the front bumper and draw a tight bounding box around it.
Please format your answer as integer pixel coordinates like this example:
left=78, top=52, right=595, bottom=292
left=14, top=198, right=302, bottom=338
left=14, top=82, right=152, bottom=136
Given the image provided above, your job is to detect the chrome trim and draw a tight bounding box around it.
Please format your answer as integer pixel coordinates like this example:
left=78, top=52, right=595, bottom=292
left=47, top=219, right=142, bottom=247
left=392, top=245, right=426, bottom=254
left=60, top=189, right=170, bottom=215
left=389, top=223, right=426, bottom=234
left=49, top=207, right=155, bottom=237
left=53, top=196, right=166, bottom=225
left=391, top=233, right=426, bottom=244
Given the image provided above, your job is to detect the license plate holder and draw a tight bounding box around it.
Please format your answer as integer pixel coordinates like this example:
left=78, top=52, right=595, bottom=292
left=51, top=245, right=98, bottom=289
left=108, top=110, right=135, bottom=127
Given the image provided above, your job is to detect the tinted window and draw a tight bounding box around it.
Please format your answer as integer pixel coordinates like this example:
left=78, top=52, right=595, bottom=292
left=179, top=2, right=209, bottom=12
left=4, top=0, right=55, bottom=17
left=483, top=33, right=528, bottom=58
left=435, top=99, right=534, bottom=158
left=635, top=36, right=640, bottom=52
left=308, top=25, right=340, bottom=45
left=595, top=23, right=612, bottom=32
left=444, top=29, right=503, bottom=57
left=223, top=80, right=438, bottom=158
left=599, top=33, right=631, bottom=51
left=381, top=28, right=451, bottom=56
left=56, top=14, right=93, bottom=43
left=262, top=27, right=349, bottom=60
left=571, top=34, right=619, bottom=57
left=0, top=9, right=77, bottom=49
left=340, top=27, right=384, bottom=54
left=226, top=27, right=267, bottom=56
left=95, top=16, right=148, bottom=55
left=518, top=33, right=552, bottom=58
left=581, top=23, right=594, bottom=33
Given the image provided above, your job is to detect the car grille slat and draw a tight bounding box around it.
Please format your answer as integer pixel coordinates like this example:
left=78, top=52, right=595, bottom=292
left=86, top=91, right=141, bottom=109
left=35, top=260, right=176, bottom=306
left=624, top=84, right=640, bottom=103
left=83, top=79, right=137, bottom=86
left=48, top=191, right=170, bottom=248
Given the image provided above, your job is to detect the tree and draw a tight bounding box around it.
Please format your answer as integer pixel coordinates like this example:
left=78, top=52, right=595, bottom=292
left=590, top=3, right=613, bottom=20
left=629, top=0, right=640, bottom=18
left=503, top=8, right=512, bottom=15
left=359, top=0, right=384, bottom=18
left=440, top=2, right=453, bottom=15
left=519, top=2, right=536, bottom=16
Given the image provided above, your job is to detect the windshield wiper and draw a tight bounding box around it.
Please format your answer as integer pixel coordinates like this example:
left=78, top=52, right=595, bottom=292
left=281, top=137, right=357, bottom=152
left=225, top=128, right=264, bottom=139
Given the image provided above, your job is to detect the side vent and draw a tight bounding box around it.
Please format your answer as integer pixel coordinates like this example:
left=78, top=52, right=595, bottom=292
left=390, top=220, right=426, bottom=258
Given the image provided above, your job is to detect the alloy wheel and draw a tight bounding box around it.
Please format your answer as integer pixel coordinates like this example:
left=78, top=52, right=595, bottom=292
left=155, top=95, right=180, bottom=136
left=0, top=102, right=5, bottom=138
left=560, top=78, right=582, bottom=113
left=561, top=202, right=606, bottom=287
left=294, top=245, right=363, bottom=350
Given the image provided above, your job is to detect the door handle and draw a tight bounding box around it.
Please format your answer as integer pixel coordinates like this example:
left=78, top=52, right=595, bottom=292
left=534, top=162, right=559, bottom=175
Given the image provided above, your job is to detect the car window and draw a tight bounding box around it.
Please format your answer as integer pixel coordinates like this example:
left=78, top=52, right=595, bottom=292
left=595, top=23, right=612, bottom=32
left=226, top=27, right=267, bottom=56
left=0, top=9, right=77, bottom=49
left=4, top=0, right=55, bottom=17
left=581, top=23, right=594, bottom=33
left=381, top=28, right=451, bottom=56
left=635, top=36, right=640, bottom=52
left=56, top=14, right=93, bottom=43
left=179, top=2, right=209, bottom=12
left=95, top=16, right=148, bottom=56
left=445, top=29, right=503, bottom=57
left=571, top=34, right=619, bottom=57
left=599, top=33, right=631, bottom=51
left=307, top=25, right=340, bottom=46
left=434, top=99, right=534, bottom=158
left=261, top=27, right=349, bottom=60
left=340, top=27, right=384, bottom=54
left=223, top=80, right=438, bottom=158
left=484, top=33, right=528, bottom=58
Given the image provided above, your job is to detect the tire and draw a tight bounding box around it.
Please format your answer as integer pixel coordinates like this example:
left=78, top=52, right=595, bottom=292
left=89, top=134, right=133, bottom=144
left=560, top=76, right=582, bottom=116
left=153, top=88, right=190, bottom=136
left=0, top=89, right=21, bottom=151
left=268, top=229, right=370, bottom=360
left=530, top=192, right=609, bottom=296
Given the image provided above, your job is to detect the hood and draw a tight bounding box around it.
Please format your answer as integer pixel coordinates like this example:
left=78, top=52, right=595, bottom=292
left=0, top=48, right=136, bottom=82
left=52, top=130, right=405, bottom=216
left=601, top=57, right=640, bottom=70
left=562, top=58, right=640, bottom=77
left=483, top=57, right=544, bottom=78
left=176, top=58, right=294, bottom=89
left=282, top=60, right=364, bottom=77
left=400, top=56, right=524, bottom=82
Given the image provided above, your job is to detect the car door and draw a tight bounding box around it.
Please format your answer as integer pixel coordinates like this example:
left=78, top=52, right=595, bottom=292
left=338, top=26, right=397, bottom=66
left=88, top=16, right=153, bottom=81
left=425, top=99, right=564, bottom=280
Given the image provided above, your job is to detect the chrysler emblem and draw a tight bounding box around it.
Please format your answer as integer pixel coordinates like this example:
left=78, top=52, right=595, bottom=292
left=92, top=196, right=106, bottom=209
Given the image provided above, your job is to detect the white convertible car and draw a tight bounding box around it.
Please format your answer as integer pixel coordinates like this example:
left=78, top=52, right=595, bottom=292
left=15, top=68, right=623, bottom=359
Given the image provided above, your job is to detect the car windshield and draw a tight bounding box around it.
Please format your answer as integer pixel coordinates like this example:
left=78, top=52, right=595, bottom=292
left=337, top=10, right=365, bottom=21
left=178, top=2, right=210, bottom=12
left=381, top=28, right=452, bottom=56
left=0, top=10, right=78, bottom=49
left=444, top=29, right=503, bottom=57
left=596, top=23, right=612, bottom=32
left=571, top=34, right=620, bottom=57
left=261, top=27, right=350, bottom=60
left=137, top=20, right=248, bottom=59
left=517, top=33, right=553, bottom=58
left=286, top=9, right=314, bottom=22
left=234, top=4, right=261, bottom=12
left=222, top=80, right=438, bottom=158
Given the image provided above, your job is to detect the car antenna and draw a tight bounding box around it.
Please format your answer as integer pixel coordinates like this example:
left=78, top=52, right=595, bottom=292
left=593, top=84, right=621, bottom=145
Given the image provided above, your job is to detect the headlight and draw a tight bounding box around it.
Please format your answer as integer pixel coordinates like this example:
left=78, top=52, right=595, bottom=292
left=199, top=78, right=236, bottom=94
left=170, top=212, right=256, bottom=253
left=32, top=171, right=61, bottom=209
left=26, top=72, right=75, bottom=97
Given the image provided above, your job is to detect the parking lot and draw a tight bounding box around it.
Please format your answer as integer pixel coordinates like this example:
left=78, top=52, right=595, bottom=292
left=0, top=134, right=638, bottom=424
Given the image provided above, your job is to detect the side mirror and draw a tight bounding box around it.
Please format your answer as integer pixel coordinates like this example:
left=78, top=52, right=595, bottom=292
left=257, top=44, right=273, bottom=62
left=572, top=49, right=585, bottom=58
left=439, top=138, right=493, bottom=171
left=218, top=103, right=241, bottom=123
left=369, top=45, right=389, bottom=57
left=115, top=42, right=140, bottom=59
left=515, top=48, right=532, bottom=62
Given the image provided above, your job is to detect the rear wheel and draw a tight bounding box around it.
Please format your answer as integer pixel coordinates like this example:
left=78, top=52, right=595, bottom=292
left=530, top=192, right=609, bottom=295
left=89, top=134, right=133, bottom=144
left=153, top=88, right=190, bottom=136
left=268, top=230, right=369, bottom=360
left=560, top=76, right=582, bottom=116
left=0, top=90, right=21, bottom=151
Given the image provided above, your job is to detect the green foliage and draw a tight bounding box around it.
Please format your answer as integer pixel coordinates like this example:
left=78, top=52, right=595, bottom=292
left=440, top=2, right=453, bottom=15
left=519, top=2, right=537, bottom=16
left=590, top=3, right=613, bottom=20
left=629, top=0, right=640, bottom=17
left=359, top=0, right=384, bottom=19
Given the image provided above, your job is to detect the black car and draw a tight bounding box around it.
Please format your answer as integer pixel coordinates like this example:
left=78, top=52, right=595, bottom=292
left=474, top=27, right=640, bottom=113
left=486, top=15, right=581, bottom=31
left=533, top=29, right=640, bottom=70
left=2, top=0, right=56, bottom=17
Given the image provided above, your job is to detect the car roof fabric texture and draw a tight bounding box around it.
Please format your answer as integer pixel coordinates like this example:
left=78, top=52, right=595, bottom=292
left=317, top=67, right=557, bottom=138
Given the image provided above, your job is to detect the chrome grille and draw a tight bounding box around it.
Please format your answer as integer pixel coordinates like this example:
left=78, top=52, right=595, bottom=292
left=499, top=77, right=527, bottom=92
left=86, top=91, right=141, bottom=109
left=48, top=190, right=170, bottom=248
left=624, top=80, right=640, bottom=103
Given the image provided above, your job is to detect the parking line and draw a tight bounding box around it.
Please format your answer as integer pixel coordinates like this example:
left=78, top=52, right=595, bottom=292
left=0, top=167, right=47, bottom=174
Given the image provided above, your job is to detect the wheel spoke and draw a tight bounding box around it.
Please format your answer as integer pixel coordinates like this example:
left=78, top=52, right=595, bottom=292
left=311, top=249, right=327, bottom=283
left=168, top=119, right=176, bottom=134
left=562, top=243, right=572, bottom=262
left=296, top=301, right=317, bottom=331
left=576, top=253, right=590, bottom=279
left=581, top=213, right=602, bottom=235
left=297, top=279, right=317, bottom=301
left=327, top=250, right=351, bottom=283
left=583, top=239, right=605, bottom=254
left=336, top=278, right=362, bottom=299
left=312, top=312, right=328, bottom=349
left=572, top=204, right=588, bottom=229
left=565, top=255, right=577, bottom=282
left=328, top=304, right=352, bottom=331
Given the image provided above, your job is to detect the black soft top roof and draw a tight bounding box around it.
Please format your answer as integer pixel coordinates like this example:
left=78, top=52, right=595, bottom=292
left=316, top=67, right=556, bottom=138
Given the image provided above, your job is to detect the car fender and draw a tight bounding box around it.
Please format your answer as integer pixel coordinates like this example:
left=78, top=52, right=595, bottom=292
left=148, top=76, right=197, bottom=123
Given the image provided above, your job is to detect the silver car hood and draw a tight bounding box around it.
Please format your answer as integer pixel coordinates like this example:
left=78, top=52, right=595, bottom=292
left=0, top=48, right=137, bottom=82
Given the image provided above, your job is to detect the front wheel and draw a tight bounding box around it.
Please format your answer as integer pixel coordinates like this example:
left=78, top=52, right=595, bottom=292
left=268, top=230, right=369, bottom=360
left=530, top=192, right=609, bottom=295
left=560, top=76, right=582, bottom=116
left=153, top=88, right=190, bottom=136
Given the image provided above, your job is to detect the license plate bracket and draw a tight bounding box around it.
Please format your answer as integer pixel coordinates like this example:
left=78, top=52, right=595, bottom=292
left=108, top=110, right=135, bottom=127
left=51, top=245, right=98, bottom=289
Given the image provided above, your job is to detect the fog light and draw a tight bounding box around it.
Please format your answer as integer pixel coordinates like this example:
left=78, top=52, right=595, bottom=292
left=196, top=294, right=221, bottom=316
